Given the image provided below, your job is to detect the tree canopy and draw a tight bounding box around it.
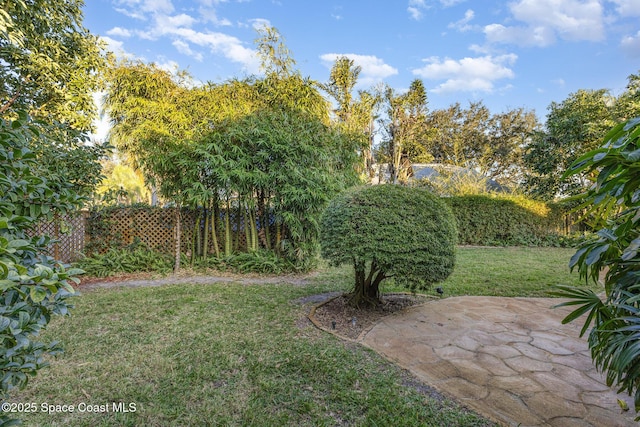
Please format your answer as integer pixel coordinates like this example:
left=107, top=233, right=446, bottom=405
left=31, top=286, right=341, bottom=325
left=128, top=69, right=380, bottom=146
left=103, top=27, right=360, bottom=268
left=379, top=80, right=430, bottom=183
left=323, top=56, right=379, bottom=178
left=0, top=0, right=106, bottom=130
left=523, top=71, right=640, bottom=200
left=524, top=89, right=616, bottom=199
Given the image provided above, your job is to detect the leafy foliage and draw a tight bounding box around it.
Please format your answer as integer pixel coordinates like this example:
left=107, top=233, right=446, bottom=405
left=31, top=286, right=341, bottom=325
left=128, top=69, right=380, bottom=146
left=320, top=185, right=457, bottom=307
left=322, top=57, right=380, bottom=178
left=96, top=163, right=150, bottom=205
left=419, top=102, right=538, bottom=187
left=219, top=250, right=297, bottom=275
left=0, top=114, right=80, bottom=424
left=28, top=122, right=108, bottom=201
left=551, top=116, right=640, bottom=415
left=0, top=0, right=106, bottom=130
left=444, top=194, right=566, bottom=246
left=104, top=29, right=360, bottom=270
left=524, top=88, right=620, bottom=199
left=77, top=244, right=173, bottom=278
left=378, top=80, right=430, bottom=183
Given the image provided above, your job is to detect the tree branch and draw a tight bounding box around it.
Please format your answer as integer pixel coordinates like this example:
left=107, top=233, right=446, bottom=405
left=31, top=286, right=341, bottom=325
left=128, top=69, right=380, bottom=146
left=0, top=89, right=22, bottom=115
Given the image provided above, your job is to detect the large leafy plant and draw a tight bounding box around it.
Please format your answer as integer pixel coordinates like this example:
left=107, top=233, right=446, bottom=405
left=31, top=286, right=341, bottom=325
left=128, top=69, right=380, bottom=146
left=552, top=116, right=640, bottom=414
left=0, top=114, right=81, bottom=425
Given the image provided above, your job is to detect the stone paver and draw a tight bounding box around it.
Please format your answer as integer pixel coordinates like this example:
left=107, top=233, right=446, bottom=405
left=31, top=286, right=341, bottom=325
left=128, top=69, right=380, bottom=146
left=360, top=296, right=637, bottom=427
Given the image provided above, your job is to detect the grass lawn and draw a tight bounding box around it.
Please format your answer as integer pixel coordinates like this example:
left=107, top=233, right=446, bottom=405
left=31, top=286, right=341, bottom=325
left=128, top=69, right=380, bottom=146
left=320, top=246, right=599, bottom=298
left=8, top=247, right=594, bottom=426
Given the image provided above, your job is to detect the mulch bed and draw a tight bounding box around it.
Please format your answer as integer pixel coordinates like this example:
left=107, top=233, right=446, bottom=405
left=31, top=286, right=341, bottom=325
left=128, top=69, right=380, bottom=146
left=311, top=293, right=435, bottom=340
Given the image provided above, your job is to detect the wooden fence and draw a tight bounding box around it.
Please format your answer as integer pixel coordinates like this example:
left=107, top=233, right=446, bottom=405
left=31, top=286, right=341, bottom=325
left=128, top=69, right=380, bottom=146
left=30, top=212, right=88, bottom=263
left=33, top=208, right=247, bottom=263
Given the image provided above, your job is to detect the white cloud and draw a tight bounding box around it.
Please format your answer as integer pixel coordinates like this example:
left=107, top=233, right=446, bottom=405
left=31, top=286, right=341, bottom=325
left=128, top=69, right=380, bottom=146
left=154, top=13, right=197, bottom=33
left=407, top=0, right=427, bottom=20
left=173, top=40, right=204, bottom=61
left=249, top=18, right=272, bottom=31
left=196, top=0, right=229, bottom=6
left=448, top=9, right=474, bottom=32
left=610, top=0, right=640, bottom=18
left=168, top=28, right=259, bottom=72
left=621, top=31, right=640, bottom=56
left=412, top=54, right=517, bottom=94
left=106, top=27, right=132, bottom=38
left=99, top=36, right=136, bottom=59
left=320, top=53, right=398, bottom=86
left=112, top=1, right=260, bottom=73
left=484, top=23, right=556, bottom=47
left=483, top=0, right=604, bottom=47
left=198, top=6, right=232, bottom=26
left=408, top=0, right=466, bottom=21
left=114, top=0, right=174, bottom=19
left=407, top=7, right=422, bottom=20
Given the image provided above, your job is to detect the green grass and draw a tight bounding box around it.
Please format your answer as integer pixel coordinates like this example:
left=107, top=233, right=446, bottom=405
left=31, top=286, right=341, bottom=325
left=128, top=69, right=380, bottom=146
left=441, top=247, right=597, bottom=297
left=319, top=246, right=599, bottom=298
left=8, top=247, right=592, bottom=426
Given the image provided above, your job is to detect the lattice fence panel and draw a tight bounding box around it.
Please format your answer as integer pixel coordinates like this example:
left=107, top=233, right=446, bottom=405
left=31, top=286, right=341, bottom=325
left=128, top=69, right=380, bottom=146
left=30, top=212, right=87, bottom=263
left=87, top=207, right=179, bottom=254
left=85, top=207, right=252, bottom=257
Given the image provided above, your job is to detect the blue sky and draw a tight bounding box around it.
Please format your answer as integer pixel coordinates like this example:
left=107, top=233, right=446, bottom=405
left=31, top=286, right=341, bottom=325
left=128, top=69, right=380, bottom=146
left=84, top=0, right=640, bottom=125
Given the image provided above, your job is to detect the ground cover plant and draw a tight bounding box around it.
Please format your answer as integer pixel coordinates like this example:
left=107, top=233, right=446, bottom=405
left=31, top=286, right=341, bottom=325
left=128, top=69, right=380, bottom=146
left=7, top=247, right=593, bottom=426
left=441, top=246, right=597, bottom=297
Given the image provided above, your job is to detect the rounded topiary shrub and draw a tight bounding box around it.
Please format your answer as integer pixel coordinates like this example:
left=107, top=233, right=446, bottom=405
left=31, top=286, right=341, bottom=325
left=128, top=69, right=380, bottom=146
left=320, top=184, right=457, bottom=307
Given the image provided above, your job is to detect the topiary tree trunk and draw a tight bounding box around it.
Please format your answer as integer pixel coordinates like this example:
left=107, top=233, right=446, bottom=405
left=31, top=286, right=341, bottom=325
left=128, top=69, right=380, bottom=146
left=351, top=260, right=386, bottom=307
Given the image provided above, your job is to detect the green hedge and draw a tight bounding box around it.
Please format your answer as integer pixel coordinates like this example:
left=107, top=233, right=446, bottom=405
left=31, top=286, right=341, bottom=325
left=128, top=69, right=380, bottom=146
left=444, top=194, right=566, bottom=246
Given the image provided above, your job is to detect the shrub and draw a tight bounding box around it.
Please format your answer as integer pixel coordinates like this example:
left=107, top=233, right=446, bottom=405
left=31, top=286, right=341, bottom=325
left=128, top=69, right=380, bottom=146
left=0, top=114, right=81, bottom=424
left=444, top=194, right=566, bottom=246
left=320, top=185, right=457, bottom=307
left=76, top=244, right=174, bottom=278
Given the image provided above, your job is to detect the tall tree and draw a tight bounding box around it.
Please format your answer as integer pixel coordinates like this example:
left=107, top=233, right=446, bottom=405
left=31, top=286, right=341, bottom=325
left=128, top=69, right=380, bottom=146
left=380, top=79, right=430, bottom=183
left=0, top=0, right=106, bottom=130
left=615, top=71, right=640, bottom=122
left=424, top=101, right=490, bottom=168
left=323, top=56, right=380, bottom=178
left=482, top=107, right=539, bottom=185
left=324, top=56, right=361, bottom=123
left=524, top=89, right=616, bottom=199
